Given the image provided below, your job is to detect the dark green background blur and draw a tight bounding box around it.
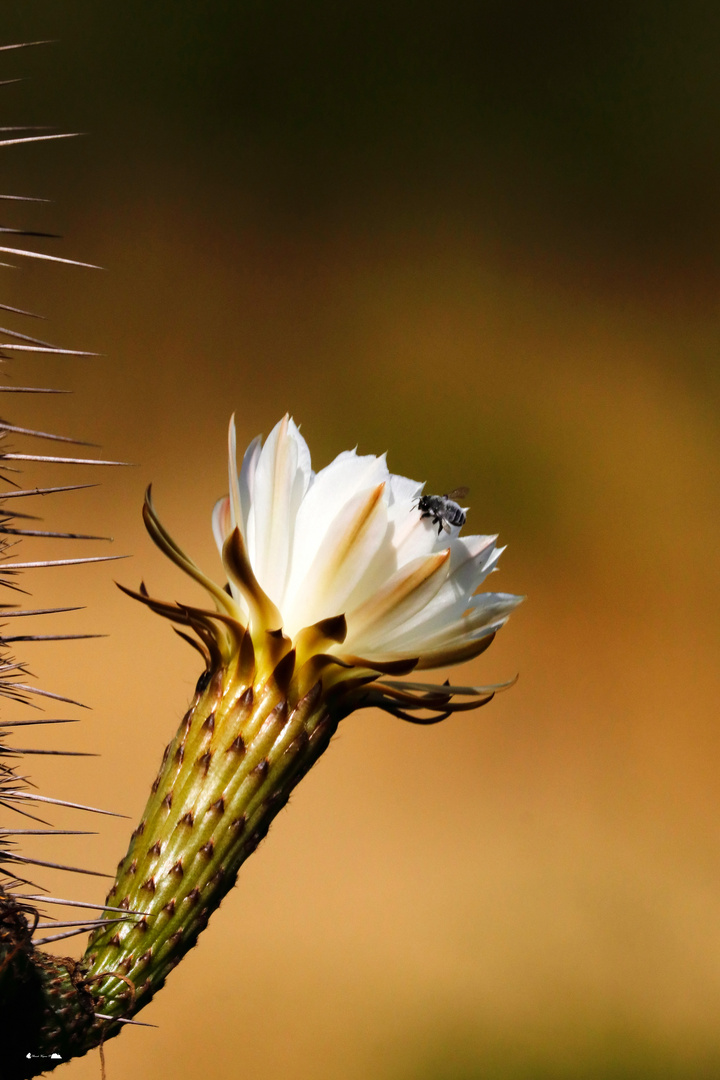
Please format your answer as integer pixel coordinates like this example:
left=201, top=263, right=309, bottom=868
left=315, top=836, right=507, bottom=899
left=2, top=4, right=719, bottom=1079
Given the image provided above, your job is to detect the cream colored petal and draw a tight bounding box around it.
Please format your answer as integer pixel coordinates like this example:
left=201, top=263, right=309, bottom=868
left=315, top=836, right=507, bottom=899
left=387, top=472, right=424, bottom=521
left=292, top=420, right=313, bottom=490
left=283, top=482, right=390, bottom=637
left=388, top=509, right=441, bottom=565
left=246, top=415, right=312, bottom=606
left=211, top=495, right=232, bottom=555
left=283, top=449, right=390, bottom=613
left=236, top=429, right=262, bottom=539
left=389, top=592, right=524, bottom=654
left=227, top=415, right=241, bottom=533
left=358, top=617, right=503, bottom=669
left=326, top=468, right=425, bottom=613
left=405, top=592, right=523, bottom=651
left=383, top=476, right=444, bottom=567
left=378, top=533, right=499, bottom=647
left=342, top=549, right=452, bottom=655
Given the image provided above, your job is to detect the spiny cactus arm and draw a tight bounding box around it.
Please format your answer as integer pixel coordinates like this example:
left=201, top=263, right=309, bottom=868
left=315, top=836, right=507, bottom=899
left=0, top=39, right=124, bottom=1080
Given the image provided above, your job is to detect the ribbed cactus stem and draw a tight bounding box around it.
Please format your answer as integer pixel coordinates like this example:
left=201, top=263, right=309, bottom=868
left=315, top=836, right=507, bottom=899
left=83, top=656, right=337, bottom=1029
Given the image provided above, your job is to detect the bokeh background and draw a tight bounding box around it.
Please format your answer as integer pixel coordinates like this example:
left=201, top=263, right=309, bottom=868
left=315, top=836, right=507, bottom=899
left=2, top=3, right=720, bottom=1078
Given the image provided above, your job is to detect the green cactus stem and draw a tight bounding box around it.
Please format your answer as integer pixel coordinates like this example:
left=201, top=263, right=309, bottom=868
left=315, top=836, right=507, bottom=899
left=83, top=639, right=338, bottom=1030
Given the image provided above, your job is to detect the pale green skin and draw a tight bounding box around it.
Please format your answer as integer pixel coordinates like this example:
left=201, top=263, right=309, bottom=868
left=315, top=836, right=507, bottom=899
left=84, top=662, right=337, bottom=1029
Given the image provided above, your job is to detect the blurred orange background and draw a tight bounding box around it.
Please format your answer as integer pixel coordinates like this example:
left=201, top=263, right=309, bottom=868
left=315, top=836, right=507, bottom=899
left=2, top=4, right=720, bottom=1078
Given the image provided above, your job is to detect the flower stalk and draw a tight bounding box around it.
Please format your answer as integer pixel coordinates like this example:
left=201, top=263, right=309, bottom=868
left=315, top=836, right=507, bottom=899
left=84, top=652, right=339, bottom=1025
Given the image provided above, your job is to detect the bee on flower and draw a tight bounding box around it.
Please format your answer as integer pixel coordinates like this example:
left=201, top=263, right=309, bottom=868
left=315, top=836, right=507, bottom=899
left=85, top=415, right=522, bottom=1024
left=207, top=415, right=519, bottom=683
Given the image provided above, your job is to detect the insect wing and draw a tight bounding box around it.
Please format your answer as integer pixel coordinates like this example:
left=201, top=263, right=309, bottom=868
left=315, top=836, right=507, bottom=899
left=444, top=486, right=469, bottom=501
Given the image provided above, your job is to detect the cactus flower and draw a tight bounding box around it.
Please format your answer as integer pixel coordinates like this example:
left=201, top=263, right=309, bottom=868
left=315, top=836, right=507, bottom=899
left=211, top=415, right=519, bottom=669
left=83, top=416, right=521, bottom=1033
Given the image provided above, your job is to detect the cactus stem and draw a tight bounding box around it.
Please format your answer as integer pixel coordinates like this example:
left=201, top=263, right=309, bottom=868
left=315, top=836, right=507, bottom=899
left=83, top=660, right=339, bottom=1029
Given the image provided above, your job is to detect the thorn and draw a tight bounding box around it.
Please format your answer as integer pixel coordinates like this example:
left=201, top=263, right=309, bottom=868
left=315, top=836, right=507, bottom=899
left=1, top=792, right=126, bottom=817
left=0, top=327, right=57, bottom=348
left=93, top=1014, right=158, bottom=1029
left=0, top=344, right=98, bottom=355
left=1, top=852, right=112, bottom=877
left=34, top=918, right=129, bottom=929
left=0, top=802, right=52, bottom=825
left=0, top=41, right=56, bottom=52
left=0, top=245, right=98, bottom=268
left=0, top=484, right=98, bottom=498
left=0, top=125, right=56, bottom=132
left=0, top=683, right=89, bottom=707
left=0, top=228, right=60, bottom=238
left=0, top=526, right=110, bottom=539
left=0, top=829, right=95, bottom=835
left=0, top=873, right=46, bottom=889
left=33, top=925, right=122, bottom=944
left=0, top=303, right=44, bottom=317
left=2, top=454, right=130, bottom=465
left=0, top=387, right=69, bottom=393
left=0, top=581, right=31, bottom=597
left=2, top=555, right=127, bottom=568
left=0, top=421, right=98, bottom=446
left=14, top=895, right=151, bottom=916
left=4, top=748, right=98, bottom=756
left=0, top=606, right=84, bottom=616
left=32, top=921, right=133, bottom=944
left=0, top=718, right=80, bottom=726
left=0, top=132, right=81, bottom=149
left=1, top=634, right=105, bottom=643
left=0, top=508, right=41, bottom=520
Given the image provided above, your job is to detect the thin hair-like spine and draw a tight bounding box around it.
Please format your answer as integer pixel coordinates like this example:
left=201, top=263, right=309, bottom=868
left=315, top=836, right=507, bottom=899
left=0, top=40, right=124, bottom=1078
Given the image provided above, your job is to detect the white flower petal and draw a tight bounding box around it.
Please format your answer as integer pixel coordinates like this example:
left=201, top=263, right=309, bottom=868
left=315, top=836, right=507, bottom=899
left=372, top=534, right=497, bottom=650
left=212, top=495, right=232, bottom=557
left=389, top=592, right=524, bottom=655
left=387, top=472, right=424, bottom=516
left=246, top=415, right=312, bottom=605
left=236, top=431, right=262, bottom=539
left=283, top=449, right=390, bottom=613
left=342, top=549, right=452, bottom=655
left=283, top=482, right=389, bottom=636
